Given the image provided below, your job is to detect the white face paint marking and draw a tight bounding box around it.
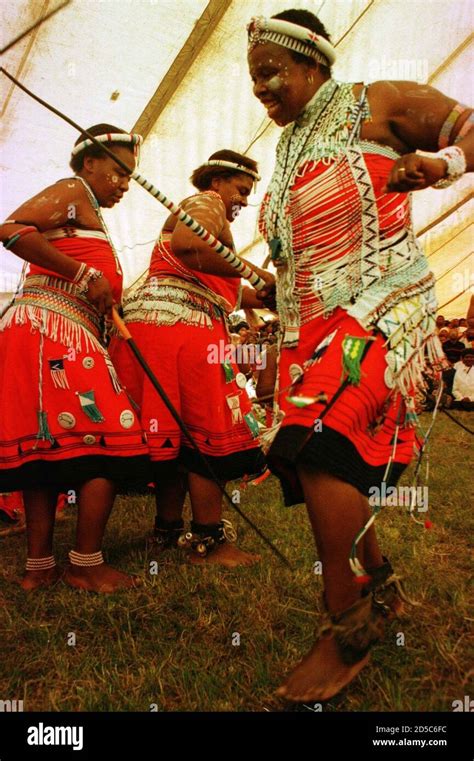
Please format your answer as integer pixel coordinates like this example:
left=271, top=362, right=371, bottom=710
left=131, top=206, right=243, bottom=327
left=405, top=88, right=433, bottom=99
left=267, top=76, right=283, bottom=93
left=33, top=196, right=50, bottom=207
left=105, top=172, right=119, bottom=185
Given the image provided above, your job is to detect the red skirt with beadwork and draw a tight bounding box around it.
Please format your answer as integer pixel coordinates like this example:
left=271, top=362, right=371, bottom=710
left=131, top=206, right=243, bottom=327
left=0, top=238, right=150, bottom=491
left=110, top=317, right=265, bottom=482
left=267, top=309, right=419, bottom=505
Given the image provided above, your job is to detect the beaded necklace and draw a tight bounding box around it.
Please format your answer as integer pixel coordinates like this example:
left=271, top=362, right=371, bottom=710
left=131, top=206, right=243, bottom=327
left=268, top=78, right=340, bottom=262
left=264, top=79, right=365, bottom=260
left=74, top=175, right=122, bottom=276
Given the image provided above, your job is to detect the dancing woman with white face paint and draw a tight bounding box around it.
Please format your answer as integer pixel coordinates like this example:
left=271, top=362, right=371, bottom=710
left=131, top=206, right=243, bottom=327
left=111, top=149, right=275, bottom=567
left=0, top=124, right=151, bottom=593
left=247, top=9, right=474, bottom=702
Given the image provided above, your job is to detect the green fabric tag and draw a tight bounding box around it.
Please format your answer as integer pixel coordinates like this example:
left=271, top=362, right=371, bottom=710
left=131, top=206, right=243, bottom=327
left=77, top=390, right=105, bottom=422
left=222, top=360, right=235, bottom=383
left=244, top=412, right=260, bottom=438
left=341, top=336, right=368, bottom=385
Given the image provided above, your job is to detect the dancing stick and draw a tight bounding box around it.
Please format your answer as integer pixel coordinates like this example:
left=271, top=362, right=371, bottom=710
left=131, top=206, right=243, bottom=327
left=112, top=308, right=291, bottom=568
left=0, top=1, right=72, bottom=55
left=0, top=67, right=266, bottom=291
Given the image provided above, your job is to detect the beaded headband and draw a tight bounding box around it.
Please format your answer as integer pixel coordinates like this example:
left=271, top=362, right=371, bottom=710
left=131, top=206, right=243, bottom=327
left=71, top=133, right=143, bottom=162
left=247, top=16, right=336, bottom=67
left=202, top=159, right=261, bottom=190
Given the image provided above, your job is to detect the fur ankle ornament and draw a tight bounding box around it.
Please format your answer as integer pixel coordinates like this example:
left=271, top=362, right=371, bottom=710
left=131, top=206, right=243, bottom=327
left=319, top=559, right=416, bottom=666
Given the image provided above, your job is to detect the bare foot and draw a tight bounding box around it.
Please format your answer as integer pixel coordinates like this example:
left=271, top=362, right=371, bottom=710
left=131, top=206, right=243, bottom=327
left=276, top=633, right=370, bottom=703
left=63, top=562, right=141, bottom=593
left=20, top=567, right=63, bottom=591
left=188, top=543, right=260, bottom=568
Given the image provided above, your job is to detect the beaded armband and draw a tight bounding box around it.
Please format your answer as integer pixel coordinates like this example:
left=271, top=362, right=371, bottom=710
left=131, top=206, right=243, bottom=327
left=2, top=225, right=38, bottom=249
left=438, top=103, right=469, bottom=148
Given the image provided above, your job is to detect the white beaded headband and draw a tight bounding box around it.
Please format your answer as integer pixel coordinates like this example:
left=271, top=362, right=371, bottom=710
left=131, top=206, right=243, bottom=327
left=247, top=16, right=336, bottom=67
left=202, top=160, right=261, bottom=183
left=71, top=133, right=143, bottom=158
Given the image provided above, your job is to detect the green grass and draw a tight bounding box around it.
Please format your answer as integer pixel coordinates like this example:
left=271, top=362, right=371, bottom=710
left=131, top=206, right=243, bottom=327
left=1, top=412, right=473, bottom=712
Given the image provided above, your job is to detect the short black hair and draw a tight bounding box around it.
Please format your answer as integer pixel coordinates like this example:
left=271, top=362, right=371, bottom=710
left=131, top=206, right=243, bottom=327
left=191, top=149, right=258, bottom=191
left=70, top=123, right=133, bottom=172
left=272, top=9, right=332, bottom=76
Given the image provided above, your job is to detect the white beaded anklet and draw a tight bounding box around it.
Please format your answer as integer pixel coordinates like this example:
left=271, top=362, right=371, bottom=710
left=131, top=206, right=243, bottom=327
left=69, top=550, right=104, bottom=567
left=26, top=556, right=56, bottom=571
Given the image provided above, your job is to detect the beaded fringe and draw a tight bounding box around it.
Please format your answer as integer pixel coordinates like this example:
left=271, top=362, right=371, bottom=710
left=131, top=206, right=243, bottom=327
left=0, top=304, right=102, bottom=353
left=0, top=305, right=122, bottom=393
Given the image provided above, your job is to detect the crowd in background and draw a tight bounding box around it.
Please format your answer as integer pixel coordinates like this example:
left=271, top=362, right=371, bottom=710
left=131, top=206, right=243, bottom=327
left=229, top=315, right=280, bottom=347
left=421, top=315, right=474, bottom=412
left=227, top=312, right=474, bottom=413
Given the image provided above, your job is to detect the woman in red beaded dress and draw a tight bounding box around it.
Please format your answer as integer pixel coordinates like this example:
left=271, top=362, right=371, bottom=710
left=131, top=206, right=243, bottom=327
left=0, top=125, right=150, bottom=592
left=247, top=9, right=473, bottom=701
left=112, top=150, right=275, bottom=567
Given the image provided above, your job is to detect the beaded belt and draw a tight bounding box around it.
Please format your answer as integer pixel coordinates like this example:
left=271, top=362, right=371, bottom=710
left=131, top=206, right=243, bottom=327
left=14, top=275, right=103, bottom=339
left=124, top=275, right=232, bottom=327
left=150, top=276, right=232, bottom=313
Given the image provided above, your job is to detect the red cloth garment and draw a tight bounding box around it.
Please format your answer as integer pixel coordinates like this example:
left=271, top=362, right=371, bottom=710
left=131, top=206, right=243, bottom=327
left=0, top=491, right=24, bottom=521
left=0, top=235, right=150, bottom=491
left=271, top=308, right=416, bottom=505
left=112, top=213, right=265, bottom=482
left=263, top=152, right=420, bottom=504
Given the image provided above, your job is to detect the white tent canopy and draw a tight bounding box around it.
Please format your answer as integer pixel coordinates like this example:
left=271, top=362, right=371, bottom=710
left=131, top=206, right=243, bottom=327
left=1, top=0, right=473, bottom=317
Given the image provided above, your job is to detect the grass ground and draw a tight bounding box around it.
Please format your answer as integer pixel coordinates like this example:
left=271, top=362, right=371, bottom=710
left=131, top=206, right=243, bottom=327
left=0, top=412, right=472, bottom=712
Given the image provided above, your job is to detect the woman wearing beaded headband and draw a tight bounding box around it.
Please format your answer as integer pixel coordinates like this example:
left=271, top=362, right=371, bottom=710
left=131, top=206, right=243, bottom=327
left=0, top=124, right=150, bottom=593
left=247, top=9, right=473, bottom=701
left=111, top=149, right=275, bottom=566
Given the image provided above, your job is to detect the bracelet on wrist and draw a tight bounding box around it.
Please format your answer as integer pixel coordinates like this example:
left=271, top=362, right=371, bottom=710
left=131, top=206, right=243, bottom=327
left=416, top=145, right=467, bottom=188
left=76, top=267, right=104, bottom=294
left=73, top=262, right=87, bottom=283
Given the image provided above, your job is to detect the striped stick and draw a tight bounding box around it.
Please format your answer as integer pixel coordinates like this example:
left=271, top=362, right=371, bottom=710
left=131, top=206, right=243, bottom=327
left=0, top=67, right=267, bottom=291
left=130, top=171, right=265, bottom=288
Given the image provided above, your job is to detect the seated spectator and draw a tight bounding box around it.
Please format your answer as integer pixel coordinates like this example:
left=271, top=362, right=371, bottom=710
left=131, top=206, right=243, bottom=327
left=461, top=328, right=474, bottom=349
left=443, top=328, right=465, bottom=365
left=435, top=315, right=446, bottom=332
left=451, top=348, right=474, bottom=411
left=438, top=328, right=449, bottom=344
left=449, top=318, right=460, bottom=330
left=235, top=320, right=251, bottom=343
